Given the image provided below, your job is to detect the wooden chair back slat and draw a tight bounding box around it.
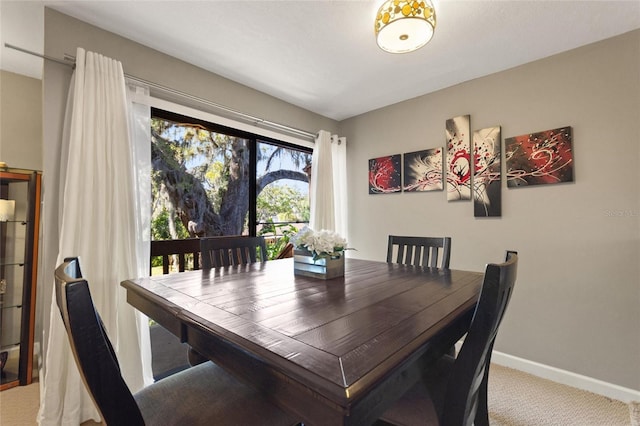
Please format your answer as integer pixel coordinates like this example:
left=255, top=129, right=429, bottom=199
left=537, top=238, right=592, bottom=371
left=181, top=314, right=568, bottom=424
left=387, top=235, right=452, bottom=269
left=150, top=238, right=201, bottom=275
left=275, top=242, right=294, bottom=259
left=200, top=236, right=268, bottom=269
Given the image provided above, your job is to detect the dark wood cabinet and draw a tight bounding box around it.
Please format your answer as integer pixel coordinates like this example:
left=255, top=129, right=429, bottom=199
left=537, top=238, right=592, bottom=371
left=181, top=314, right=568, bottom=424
left=0, top=168, right=41, bottom=390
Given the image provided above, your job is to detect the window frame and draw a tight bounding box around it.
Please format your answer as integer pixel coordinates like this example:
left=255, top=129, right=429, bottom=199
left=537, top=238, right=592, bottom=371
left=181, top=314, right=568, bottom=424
left=151, top=107, right=312, bottom=237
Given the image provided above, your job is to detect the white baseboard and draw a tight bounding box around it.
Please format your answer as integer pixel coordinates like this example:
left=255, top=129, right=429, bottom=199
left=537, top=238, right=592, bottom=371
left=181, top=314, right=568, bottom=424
left=491, top=351, right=640, bottom=404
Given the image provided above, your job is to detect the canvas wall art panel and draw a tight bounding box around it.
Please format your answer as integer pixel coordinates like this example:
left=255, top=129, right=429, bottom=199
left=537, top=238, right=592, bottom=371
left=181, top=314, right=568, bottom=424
left=403, top=147, right=444, bottom=192
left=505, top=126, right=573, bottom=187
left=368, top=154, right=402, bottom=194
left=473, top=126, right=502, bottom=217
left=446, top=115, right=472, bottom=201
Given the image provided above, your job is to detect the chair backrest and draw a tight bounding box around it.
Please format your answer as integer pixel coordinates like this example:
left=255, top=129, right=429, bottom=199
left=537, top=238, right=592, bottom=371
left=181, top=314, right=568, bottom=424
left=441, top=252, right=518, bottom=426
left=200, top=236, right=268, bottom=268
left=150, top=238, right=201, bottom=274
left=275, top=242, right=295, bottom=259
left=55, top=258, right=145, bottom=426
left=386, top=235, right=452, bottom=269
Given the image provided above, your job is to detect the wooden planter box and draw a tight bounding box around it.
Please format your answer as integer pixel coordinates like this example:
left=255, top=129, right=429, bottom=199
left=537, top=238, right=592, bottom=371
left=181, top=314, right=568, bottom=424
left=293, top=249, right=345, bottom=280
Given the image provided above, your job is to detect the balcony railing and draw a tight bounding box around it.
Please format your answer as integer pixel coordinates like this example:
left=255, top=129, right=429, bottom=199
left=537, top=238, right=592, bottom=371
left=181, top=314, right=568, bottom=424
left=151, top=235, right=295, bottom=275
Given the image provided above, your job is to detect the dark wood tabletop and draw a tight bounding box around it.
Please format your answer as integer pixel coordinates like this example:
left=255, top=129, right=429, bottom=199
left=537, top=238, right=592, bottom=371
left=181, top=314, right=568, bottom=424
left=122, top=258, right=482, bottom=426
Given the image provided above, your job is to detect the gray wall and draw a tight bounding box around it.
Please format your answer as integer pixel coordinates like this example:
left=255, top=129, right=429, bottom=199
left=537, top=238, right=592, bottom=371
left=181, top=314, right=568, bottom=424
left=340, top=30, right=640, bottom=390
left=43, top=9, right=338, bottom=136
left=0, top=70, right=42, bottom=170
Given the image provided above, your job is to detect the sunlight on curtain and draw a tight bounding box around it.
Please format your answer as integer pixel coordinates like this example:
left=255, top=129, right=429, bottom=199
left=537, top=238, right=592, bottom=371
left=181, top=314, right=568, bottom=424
left=331, top=135, right=347, bottom=238
left=310, top=130, right=348, bottom=239
left=38, top=48, right=151, bottom=425
left=124, top=81, right=153, bottom=388
left=310, top=130, right=334, bottom=231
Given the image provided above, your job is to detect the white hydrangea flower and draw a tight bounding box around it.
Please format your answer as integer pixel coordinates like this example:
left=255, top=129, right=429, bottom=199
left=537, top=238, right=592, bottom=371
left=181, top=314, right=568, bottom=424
left=291, top=227, right=350, bottom=260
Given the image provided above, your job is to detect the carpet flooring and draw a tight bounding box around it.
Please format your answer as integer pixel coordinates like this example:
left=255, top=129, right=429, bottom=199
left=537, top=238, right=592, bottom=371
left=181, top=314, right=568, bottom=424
left=1, top=328, right=636, bottom=425
left=488, top=364, right=634, bottom=426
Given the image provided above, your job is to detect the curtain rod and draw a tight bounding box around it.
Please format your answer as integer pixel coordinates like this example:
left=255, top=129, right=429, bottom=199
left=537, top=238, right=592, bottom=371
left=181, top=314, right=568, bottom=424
left=5, top=43, right=317, bottom=140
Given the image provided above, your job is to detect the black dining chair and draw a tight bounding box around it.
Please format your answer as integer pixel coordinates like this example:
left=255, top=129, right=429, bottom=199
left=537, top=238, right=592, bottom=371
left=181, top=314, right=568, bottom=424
left=387, top=236, right=452, bottom=269
left=54, top=257, right=297, bottom=426
left=377, top=251, right=518, bottom=426
left=200, top=236, right=268, bottom=268
left=150, top=238, right=201, bottom=274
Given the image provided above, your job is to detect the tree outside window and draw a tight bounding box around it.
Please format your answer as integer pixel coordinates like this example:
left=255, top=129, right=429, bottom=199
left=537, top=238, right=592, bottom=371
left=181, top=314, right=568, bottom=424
left=150, top=108, right=311, bottom=262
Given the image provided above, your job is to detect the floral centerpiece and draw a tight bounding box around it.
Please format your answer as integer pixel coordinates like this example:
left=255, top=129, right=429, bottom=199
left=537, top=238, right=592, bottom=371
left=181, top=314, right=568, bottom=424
left=291, top=227, right=349, bottom=261
left=291, top=227, right=350, bottom=280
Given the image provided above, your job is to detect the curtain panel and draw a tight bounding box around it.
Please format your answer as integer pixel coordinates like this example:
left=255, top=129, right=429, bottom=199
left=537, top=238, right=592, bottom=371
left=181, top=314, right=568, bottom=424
left=310, top=130, right=348, bottom=238
left=38, top=48, right=152, bottom=425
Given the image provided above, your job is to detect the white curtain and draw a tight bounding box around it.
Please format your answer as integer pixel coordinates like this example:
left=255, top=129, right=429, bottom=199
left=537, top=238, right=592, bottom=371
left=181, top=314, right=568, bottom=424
left=38, top=48, right=152, bottom=425
left=310, top=130, right=348, bottom=238
left=331, top=134, right=347, bottom=238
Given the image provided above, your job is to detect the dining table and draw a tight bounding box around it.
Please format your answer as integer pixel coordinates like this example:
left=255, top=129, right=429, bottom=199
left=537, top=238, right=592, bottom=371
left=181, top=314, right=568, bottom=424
left=121, top=257, right=483, bottom=426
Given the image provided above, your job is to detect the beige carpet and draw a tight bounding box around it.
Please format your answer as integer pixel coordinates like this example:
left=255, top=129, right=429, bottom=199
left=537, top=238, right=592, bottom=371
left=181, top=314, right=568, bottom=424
left=488, top=364, right=634, bottom=426
left=0, top=380, right=40, bottom=425
left=1, top=365, right=637, bottom=425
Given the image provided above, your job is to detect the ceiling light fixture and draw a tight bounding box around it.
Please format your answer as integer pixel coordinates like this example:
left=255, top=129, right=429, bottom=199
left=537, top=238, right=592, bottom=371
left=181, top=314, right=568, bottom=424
left=374, top=0, right=436, bottom=54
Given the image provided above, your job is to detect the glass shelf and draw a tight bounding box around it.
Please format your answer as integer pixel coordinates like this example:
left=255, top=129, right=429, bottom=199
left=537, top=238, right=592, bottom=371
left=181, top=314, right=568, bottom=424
left=0, top=261, right=26, bottom=267
left=0, top=304, right=22, bottom=310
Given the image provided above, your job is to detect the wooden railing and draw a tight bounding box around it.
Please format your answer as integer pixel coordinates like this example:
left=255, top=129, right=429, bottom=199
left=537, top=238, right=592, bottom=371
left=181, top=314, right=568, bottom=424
left=150, top=237, right=294, bottom=275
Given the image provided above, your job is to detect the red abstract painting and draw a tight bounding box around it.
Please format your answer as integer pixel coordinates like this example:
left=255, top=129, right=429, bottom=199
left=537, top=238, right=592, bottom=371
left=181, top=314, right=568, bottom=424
left=369, top=154, right=401, bottom=194
left=505, top=126, right=573, bottom=187
left=403, top=147, right=443, bottom=192
left=446, top=115, right=472, bottom=201
left=473, top=126, right=501, bottom=217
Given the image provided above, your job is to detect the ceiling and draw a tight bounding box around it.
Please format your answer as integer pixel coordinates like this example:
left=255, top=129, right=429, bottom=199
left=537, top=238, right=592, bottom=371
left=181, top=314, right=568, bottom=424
left=2, top=1, right=640, bottom=121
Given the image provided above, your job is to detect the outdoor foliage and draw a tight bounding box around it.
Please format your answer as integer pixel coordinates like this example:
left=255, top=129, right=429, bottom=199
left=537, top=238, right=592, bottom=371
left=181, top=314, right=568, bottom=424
left=256, top=184, right=310, bottom=223
left=258, top=220, right=299, bottom=259
left=150, top=115, right=311, bottom=259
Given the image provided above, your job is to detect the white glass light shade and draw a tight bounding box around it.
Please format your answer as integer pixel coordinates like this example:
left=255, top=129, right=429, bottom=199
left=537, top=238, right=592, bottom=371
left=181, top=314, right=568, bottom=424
left=375, top=0, right=436, bottom=54
left=0, top=199, right=15, bottom=222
